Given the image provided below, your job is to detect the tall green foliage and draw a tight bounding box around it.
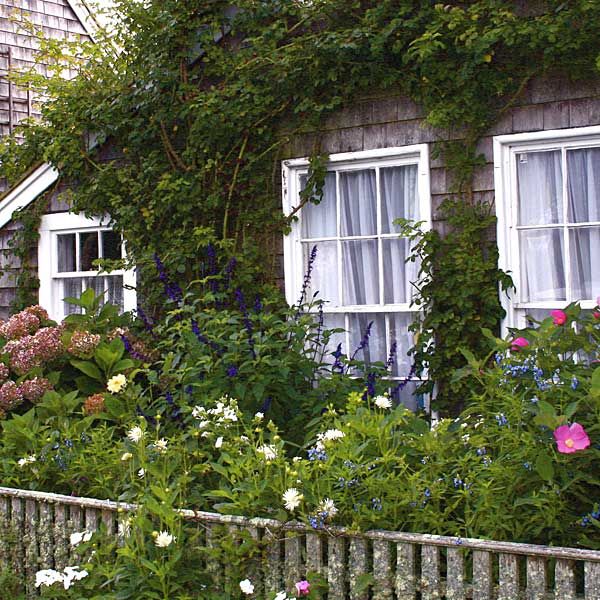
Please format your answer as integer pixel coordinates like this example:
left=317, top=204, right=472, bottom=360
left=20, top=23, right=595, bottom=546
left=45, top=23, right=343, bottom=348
left=2, top=0, right=600, bottom=411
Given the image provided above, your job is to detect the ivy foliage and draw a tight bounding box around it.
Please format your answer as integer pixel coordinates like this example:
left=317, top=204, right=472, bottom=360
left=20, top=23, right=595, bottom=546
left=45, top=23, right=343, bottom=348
left=1, top=0, right=600, bottom=411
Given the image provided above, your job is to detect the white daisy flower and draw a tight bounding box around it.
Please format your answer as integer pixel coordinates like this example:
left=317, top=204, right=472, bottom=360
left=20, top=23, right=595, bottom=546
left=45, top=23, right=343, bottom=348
left=321, top=429, right=345, bottom=441
left=257, top=444, right=278, bottom=461
left=127, top=426, right=144, bottom=443
left=69, top=531, right=92, bottom=547
left=154, top=438, right=168, bottom=453
left=215, top=436, right=223, bottom=449
left=373, top=395, right=392, bottom=409
left=154, top=530, right=175, bottom=548
left=282, top=488, right=303, bottom=512
left=239, top=578, right=254, bottom=595
left=318, top=497, right=338, bottom=517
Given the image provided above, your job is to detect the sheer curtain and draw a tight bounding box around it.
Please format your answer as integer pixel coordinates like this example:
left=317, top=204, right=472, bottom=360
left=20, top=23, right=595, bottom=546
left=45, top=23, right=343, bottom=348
left=340, top=170, right=378, bottom=306
left=567, top=148, right=600, bottom=300
left=381, top=165, right=419, bottom=303
left=516, top=150, right=565, bottom=301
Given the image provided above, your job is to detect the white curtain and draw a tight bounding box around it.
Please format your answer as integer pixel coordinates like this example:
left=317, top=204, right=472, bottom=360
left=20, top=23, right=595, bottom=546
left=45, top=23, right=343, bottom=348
left=300, top=173, right=337, bottom=238
left=517, top=151, right=565, bottom=301
left=381, top=165, right=419, bottom=232
left=567, top=148, right=600, bottom=300
left=340, top=170, right=379, bottom=305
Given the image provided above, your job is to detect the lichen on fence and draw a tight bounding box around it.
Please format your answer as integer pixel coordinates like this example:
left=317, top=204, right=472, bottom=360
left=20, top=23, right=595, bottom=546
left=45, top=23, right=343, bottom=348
left=1, top=486, right=600, bottom=599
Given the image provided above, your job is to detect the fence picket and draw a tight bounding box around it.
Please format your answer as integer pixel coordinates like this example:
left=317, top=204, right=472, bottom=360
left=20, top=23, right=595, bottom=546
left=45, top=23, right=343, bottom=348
left=348, top=537, right=368, bottom=600
left=264, top=527, right=283, bottom=594
left=585, top=561, right=600, bottom=600
left=421, top=544, right=440, bottom=600
left=395, top=542, right=416, bottom=599
left=10, top=497, right=24, bottom=580
left=473, top=550, right=492, bottom=599
left=1, top=487, right=600, bottom=598
left=526, top=556, right=547, bottom=600
left=372, top=539, right=393, bottom=599
left=327, top=536, right=347, bottom=600
left=53, top=504, right=68, bottom=570
left=445, top=547, right=465, bottom=600
left=0, top=496, right=9, bottom=568
left=284, top=532, right=302, bottom=592
left=498, top=552, right=519, bottom=600
left=24, top=499, right=38, bottom=599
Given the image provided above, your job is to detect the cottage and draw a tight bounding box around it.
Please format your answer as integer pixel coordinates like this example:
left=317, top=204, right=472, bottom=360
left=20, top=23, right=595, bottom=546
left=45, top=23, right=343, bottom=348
left=0, top=3, right=598, bottom=409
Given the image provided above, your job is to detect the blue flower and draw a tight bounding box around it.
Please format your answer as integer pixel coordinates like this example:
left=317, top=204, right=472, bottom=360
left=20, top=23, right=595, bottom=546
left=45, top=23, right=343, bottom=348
left=476, top=447, right=487, bottom=456
left=226, top=365, right=238, bottom=378
left=495, top=413, right=508, bottom=427
left=371, top=497, right=382, bottom=511
left=571, top=376, right=579, bottom=390
left=308, top=447, right=328, bottom=461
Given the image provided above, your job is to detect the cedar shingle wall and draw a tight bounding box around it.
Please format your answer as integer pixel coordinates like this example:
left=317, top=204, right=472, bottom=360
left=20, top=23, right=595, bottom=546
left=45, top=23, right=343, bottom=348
left=0, top=0, right=90, bottom=318
left=283, top=74, right=600, bottom=225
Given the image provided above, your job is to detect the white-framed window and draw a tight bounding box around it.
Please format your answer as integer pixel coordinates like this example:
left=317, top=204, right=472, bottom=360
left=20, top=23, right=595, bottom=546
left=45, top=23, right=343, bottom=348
left=282, top=145, right=431, bottom=409
left=38, top=213, right=136, bottom=321
left=494, top=126, right=600, bottom=331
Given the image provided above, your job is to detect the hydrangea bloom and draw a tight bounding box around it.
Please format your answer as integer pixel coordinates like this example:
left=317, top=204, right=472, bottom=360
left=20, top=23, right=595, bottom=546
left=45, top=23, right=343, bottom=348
left=83, top=393, right=105, bottom=415
left=554, top=423, right=590, bottom=454
left=0, top=380, right=24, bottom=411
left=67, top=330, right=101, bottom=358
left=0, top=307, right=42, bottom=340
left=20, top=377, right=53, bottom=402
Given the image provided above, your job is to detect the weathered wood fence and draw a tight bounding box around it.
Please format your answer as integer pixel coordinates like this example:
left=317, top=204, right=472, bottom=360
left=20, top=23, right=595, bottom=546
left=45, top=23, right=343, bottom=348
left=1, top=485, right=600, bottom=599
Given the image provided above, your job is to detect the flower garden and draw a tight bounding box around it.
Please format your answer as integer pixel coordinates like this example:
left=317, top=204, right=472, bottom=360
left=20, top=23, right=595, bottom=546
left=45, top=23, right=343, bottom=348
left=0, top=254, right=598, bottom=599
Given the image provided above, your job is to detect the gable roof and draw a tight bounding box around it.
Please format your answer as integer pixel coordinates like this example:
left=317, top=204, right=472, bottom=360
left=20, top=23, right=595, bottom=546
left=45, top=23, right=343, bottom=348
left=66, top=0, right=103, bottom=42
left=0, top=163, right=58, bottom=229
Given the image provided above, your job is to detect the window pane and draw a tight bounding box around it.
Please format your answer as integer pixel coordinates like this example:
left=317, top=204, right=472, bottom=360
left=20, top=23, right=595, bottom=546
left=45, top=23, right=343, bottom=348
left=300, top=173, right=337, bottom=238
left=342, top=240, right=379, bottom=305
left=567, top=148, right=600, bottom=224
left=302, top=242, right=339, bottom=306
left=381, top=165, right=418, bottom=233
left=382, top=238, right=417, bottom=304
left=388, top=312, right=416, bottom=377
left=391, top=381, right=425, bottom=412
left=80, top=232, right=99, bottom=270
left=58, top=278, right=82, bottom=315
left=570, top=227, right=600, bottom=300
left=348, top=313, right=386, bottom=366
left=57, top=234, right=76, bottom=273
left=519, top=229, right=565, bottom=301
left=340, top=169, right=377, bottom=236
left=516, top=150, right=562, bottom=225
left=102, top=231, right=122, bottom=260
left=321, top=313, right=346, bottom=365
left=83, top=275, right=124, bottom=311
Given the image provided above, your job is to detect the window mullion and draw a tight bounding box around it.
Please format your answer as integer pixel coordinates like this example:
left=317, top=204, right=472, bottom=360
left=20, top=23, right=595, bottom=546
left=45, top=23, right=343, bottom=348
left=75, top=232, right=81, bottom=272
left=376, top=167, right=384, bottom=306
left=562, top=146, right=571, bottom=304
left=336, top=171, right=343, bottom=307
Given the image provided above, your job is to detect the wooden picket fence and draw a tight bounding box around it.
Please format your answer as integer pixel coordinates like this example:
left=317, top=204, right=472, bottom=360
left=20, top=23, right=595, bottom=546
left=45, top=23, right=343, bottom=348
left=1, top=485, right=600, bottom=599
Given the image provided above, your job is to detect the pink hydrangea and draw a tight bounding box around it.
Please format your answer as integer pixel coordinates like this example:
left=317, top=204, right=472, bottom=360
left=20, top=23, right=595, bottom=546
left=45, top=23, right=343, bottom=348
left=510, top=337, right=529, bottom=351
left=0, top=310, right=40, bottom=340
left=20, top=377, right=53, bottom=402
left=295, top=580, right=310, bottom=596
left=550, top=309, right=567, bottom=326
left=0, top=380, right=24, bottom=411
left=4, top=326, right=64, bottom=375
left=554, top=423, right=590, bottom=454
left=67, top=330, right=101, bottom=359
left=0, top=363, right=9, bottom=382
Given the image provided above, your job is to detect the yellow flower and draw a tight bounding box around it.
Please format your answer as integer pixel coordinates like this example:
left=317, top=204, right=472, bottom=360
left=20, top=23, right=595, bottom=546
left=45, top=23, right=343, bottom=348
left=107, top=374, right=127, bottom=394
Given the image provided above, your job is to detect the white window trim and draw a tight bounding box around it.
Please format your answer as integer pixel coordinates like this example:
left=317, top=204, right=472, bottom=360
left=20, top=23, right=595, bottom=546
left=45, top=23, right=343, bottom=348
left=282, top=145, right=432, bottom=309
left=493, top=125, right=600, bottom=333
left=38, top=212, right=136, bottom=320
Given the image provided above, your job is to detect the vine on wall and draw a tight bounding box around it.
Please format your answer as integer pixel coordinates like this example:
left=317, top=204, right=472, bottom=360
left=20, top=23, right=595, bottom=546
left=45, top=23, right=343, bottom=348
left=1, top=0, right=600, bottom=411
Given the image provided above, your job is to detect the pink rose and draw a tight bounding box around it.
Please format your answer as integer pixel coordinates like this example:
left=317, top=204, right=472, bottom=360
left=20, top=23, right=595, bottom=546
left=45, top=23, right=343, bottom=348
left=295, top=580, right=310, bottom=596
left=553, top=423, right=590, bottom=454
left=550, top=310, right=567, bottom=326
left=510, top=337, right=529, bottom=351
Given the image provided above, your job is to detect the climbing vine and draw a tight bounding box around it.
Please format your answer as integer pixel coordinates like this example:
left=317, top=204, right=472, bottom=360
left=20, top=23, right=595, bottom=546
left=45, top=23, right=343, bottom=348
left=1, top=0, right=600, bottom=411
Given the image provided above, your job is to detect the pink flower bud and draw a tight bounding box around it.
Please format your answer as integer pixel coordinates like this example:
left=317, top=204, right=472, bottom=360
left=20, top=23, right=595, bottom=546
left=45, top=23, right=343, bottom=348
left=510, top=337, right=529, bottom=351
left=550, top=309, right=567, bottom=326
left=295, top=580, right=310, bottom=596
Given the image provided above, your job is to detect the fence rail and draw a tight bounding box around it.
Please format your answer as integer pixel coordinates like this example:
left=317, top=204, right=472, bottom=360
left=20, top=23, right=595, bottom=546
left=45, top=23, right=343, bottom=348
left=1, top=485, right=600, bottom=599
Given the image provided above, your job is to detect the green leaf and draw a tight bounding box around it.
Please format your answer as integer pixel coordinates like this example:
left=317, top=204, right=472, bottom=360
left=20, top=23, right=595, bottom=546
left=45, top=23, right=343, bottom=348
left=70, top=359, right=103, bottom=381
left=535, top=453, right=554, bottom=482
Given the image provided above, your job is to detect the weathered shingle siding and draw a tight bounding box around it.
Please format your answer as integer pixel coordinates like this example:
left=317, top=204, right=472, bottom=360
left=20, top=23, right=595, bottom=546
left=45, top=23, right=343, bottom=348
left=0, top=0, right=91, bottom=318
left=283, top=74, right=600, bottom=226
